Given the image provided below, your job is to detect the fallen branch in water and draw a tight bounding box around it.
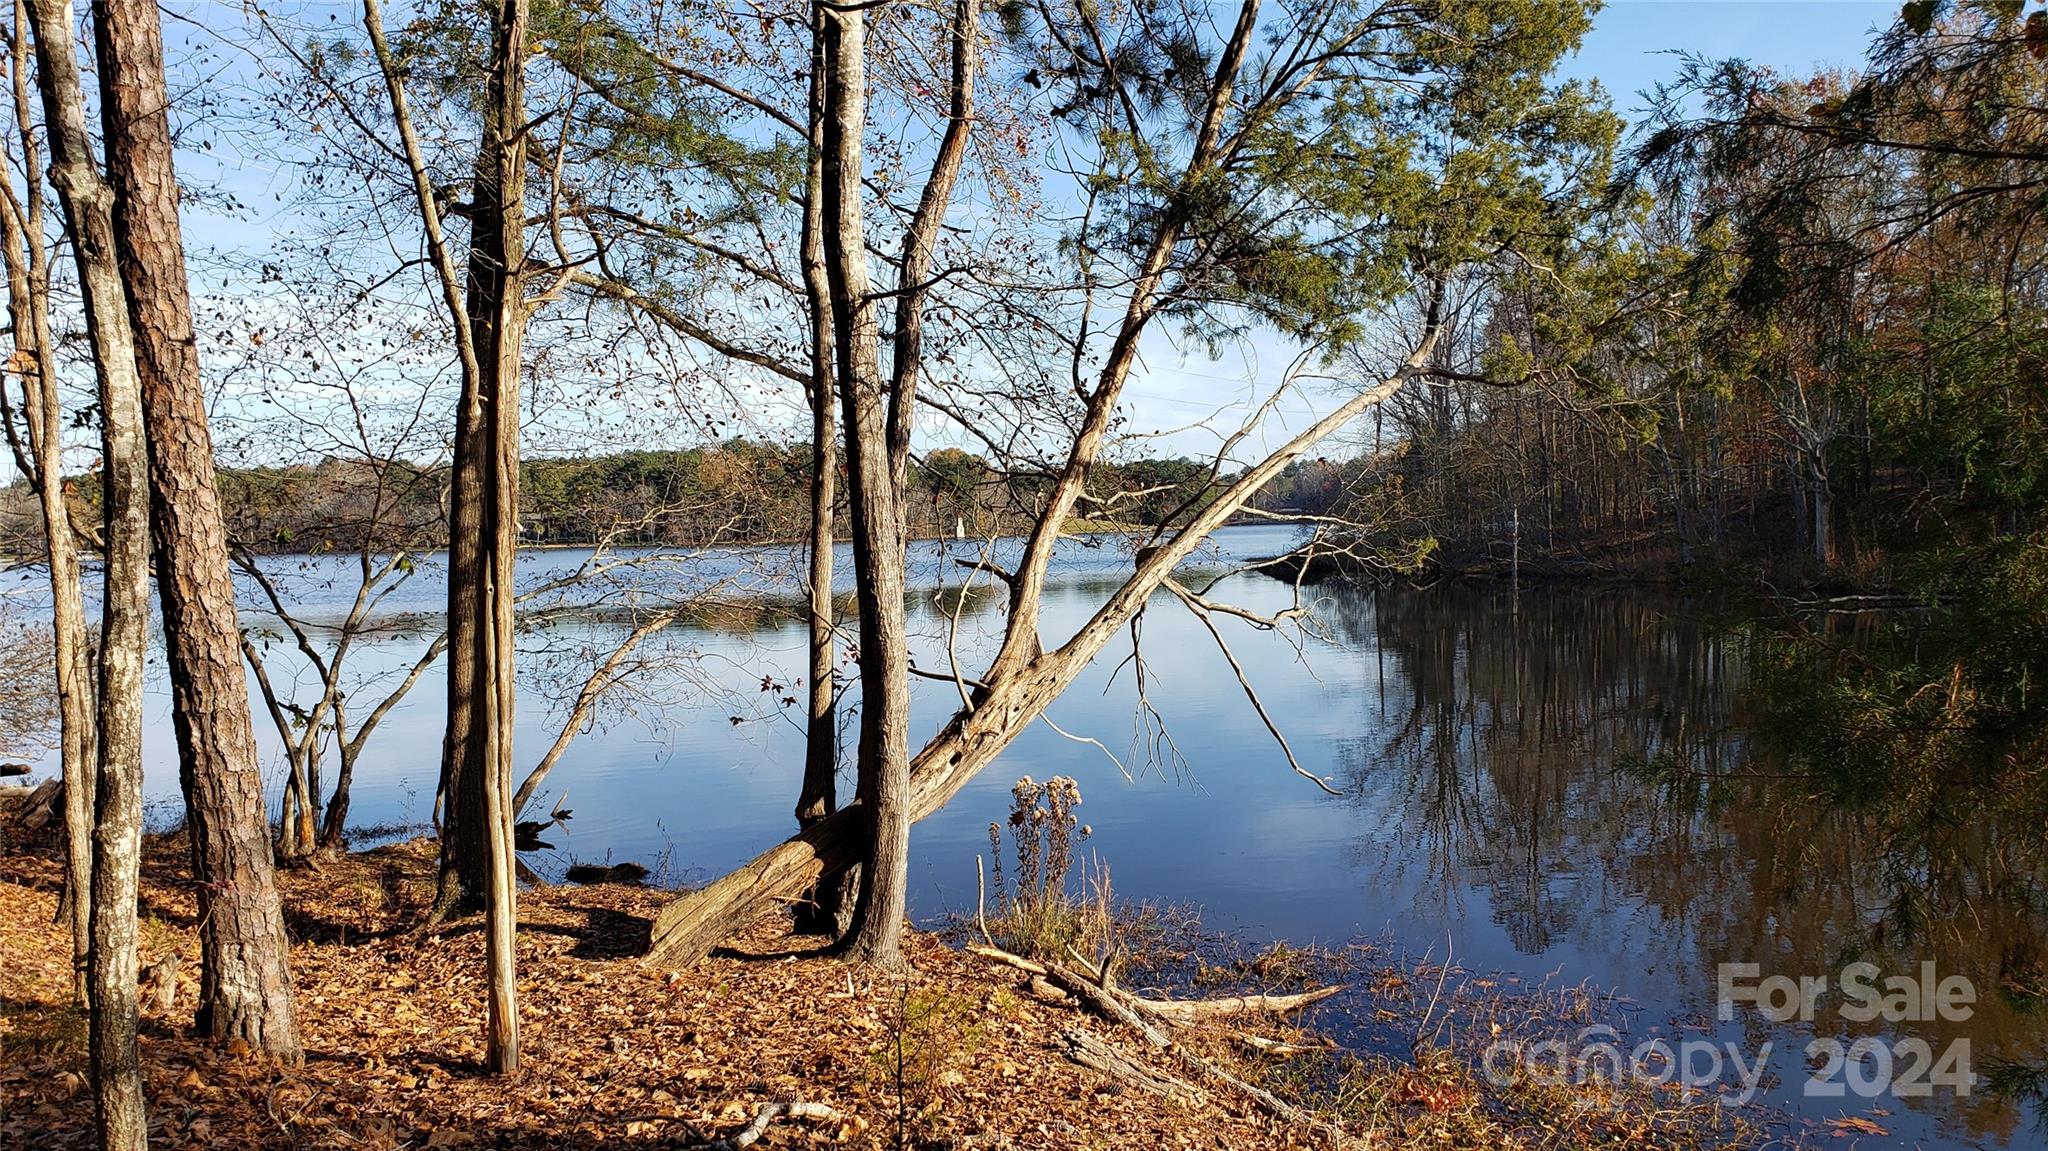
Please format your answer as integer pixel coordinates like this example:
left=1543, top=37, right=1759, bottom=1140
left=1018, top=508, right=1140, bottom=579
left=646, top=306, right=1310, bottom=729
left=1236, top=1032, right=1336, bottom=1057
left=966, top=943, right=1343, bottom=1023
left=1134, top=984, right=1345, bottom=1023
left=685, top=1101, right=844, bottom=1150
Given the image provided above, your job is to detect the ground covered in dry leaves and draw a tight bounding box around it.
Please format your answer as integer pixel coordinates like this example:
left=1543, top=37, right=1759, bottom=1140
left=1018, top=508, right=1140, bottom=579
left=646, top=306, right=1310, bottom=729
left=2, top=832, right=1794, bottom=1149
left=0, top=833, right=1366, bottom=1150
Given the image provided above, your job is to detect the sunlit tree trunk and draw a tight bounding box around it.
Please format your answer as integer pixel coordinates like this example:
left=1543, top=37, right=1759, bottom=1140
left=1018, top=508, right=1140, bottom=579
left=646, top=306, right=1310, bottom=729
left=466, top=0, right=528, bottom=1074
left=94, top=0, right=301, bottom=1059
left=0, top=0, right=94, bottom=1004
left=793, top=6, right=849, bottom=936
left=817, top=0, right=911, bottom=969
left=23, top=0, right=150, bottom=1139
left=359, top=0, right=523, bottom=1073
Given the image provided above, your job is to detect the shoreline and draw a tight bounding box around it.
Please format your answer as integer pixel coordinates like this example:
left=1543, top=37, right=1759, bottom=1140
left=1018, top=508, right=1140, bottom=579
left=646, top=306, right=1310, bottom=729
left=0, top=828, right=1777, bottom=1150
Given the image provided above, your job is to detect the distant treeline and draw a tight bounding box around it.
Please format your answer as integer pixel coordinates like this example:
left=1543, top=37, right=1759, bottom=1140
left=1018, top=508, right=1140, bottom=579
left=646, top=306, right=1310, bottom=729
left=0, top=443, right=1336, bottom=556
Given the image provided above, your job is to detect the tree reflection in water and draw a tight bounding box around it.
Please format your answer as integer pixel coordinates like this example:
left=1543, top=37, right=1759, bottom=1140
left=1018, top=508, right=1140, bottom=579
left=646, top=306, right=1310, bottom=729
left=1323, top=584, right=2046, bottom=1141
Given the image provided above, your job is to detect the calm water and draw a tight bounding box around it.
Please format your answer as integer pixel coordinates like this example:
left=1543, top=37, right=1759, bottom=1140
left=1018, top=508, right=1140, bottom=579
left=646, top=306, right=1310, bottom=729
left=4, top=524, right=2041, bottom=1149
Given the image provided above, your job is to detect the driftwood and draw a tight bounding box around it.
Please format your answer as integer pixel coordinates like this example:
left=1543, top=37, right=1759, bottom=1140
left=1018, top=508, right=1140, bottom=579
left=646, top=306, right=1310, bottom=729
left=1042, top=960, right=1172, bottom=1048
left=968, top=943, right=1355, bottom=1145
left=1237, top=1033, right=1336, bottom=1057
left=966, top=942, right=1046, bottom=973
left=1135, top=985, right=1345, bottom=1023
left=685, top=1100, right=844, bottom=1150
left=1172, top=1040, right=1340, bottom=1138
left=967, top=943, right=1343, bottom=1026
left=1061, top=1028, right=1205, bottom=1104
left=3, top=777, right=63, bottom=830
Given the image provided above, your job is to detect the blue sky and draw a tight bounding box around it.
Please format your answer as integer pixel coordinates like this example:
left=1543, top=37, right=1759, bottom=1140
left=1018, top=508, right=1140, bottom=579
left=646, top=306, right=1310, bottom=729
left=1119, top=0, right=1899, bottom=461
left=1569, top=0, right=1893, bottom=106
left=8, top=1, right=1907, bottom=481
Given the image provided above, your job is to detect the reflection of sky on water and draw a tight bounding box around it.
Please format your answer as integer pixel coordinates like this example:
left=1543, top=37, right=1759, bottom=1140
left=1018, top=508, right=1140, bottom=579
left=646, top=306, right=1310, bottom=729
left=4, top=522, right=2036, bottom=1149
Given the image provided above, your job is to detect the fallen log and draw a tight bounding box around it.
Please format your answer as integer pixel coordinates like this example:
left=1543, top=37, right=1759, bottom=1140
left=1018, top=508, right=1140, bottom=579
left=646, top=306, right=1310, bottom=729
left=1043, top=960, right=1172, bottom=1049
left=1236, top=1032, right=1336, bottom=1057
left=968, top=943, right=1342, bottom=1026
left=969, top=944, right=1356, bottom=1144
left=1061, top=1028, right=1206, bottom=1104
left=1134, top=984, right=1345, bottom=1023
left=685, top=1100, right=843, bottom=1150
left=965, top=942, right=1046, bottom=974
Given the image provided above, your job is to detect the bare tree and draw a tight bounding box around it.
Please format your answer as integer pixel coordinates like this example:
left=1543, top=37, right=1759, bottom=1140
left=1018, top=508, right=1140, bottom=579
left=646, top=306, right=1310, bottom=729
left=359, top=0, right=528, bottom=1073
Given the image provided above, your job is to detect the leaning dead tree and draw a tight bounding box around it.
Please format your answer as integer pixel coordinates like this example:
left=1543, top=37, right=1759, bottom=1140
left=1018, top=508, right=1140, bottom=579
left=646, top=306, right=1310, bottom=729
left=647, top=0, right=1620, bottom=965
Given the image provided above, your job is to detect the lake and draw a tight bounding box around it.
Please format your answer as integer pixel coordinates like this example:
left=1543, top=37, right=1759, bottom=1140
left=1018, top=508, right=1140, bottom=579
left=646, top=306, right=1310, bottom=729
left=4, top=523, right=2040, bottom=1149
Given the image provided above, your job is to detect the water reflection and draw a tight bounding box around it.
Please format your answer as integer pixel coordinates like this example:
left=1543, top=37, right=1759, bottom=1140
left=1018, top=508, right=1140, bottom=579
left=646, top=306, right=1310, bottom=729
left=1326, top=584, right=2044, bottom=1145
left=11, top=527, right=2042, bottom=1147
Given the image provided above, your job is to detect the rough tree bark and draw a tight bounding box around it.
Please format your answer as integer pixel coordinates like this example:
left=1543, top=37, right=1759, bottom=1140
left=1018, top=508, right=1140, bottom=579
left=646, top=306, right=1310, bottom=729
left=0, top=0, right=94, bottom=1004
left=816, top=0, right=912, bottom=969
left=428, top=5, right=528, bottom=961
left=801, top=0, right=979, bottom=963
left=94, top=0, right=301, bottom=1060
left=792, top=3, right=847, bottom=938
left=22, top=0, right=151, bottom=1140
left=361, top=0, right=525, bottom=1074
left=465, top=0, right=528, bottom=1074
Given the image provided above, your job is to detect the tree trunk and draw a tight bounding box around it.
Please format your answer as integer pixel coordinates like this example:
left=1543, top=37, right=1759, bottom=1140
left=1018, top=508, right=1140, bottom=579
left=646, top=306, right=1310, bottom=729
left=0, top=3, right=94, bottom=1003
left=432, top=371, right=489, bottom=914
left=793, top=4, right=848, bottom=938
left=883, top=0, right=979, bottom=491
left=429, top=2, right=532, bottom=934
left=279, top=747, right=316, bottom=858
left=94, top=0, right=301, bottom=1060
left=23, top=0, right=151, bottom=1140
left=1809, top=461, right=1830, bottom=569
left=465, top=0, right=529, bottom=1075
left=320, top=745, right=359, bottom=850
left=818, top=0, right=911, bottom=970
